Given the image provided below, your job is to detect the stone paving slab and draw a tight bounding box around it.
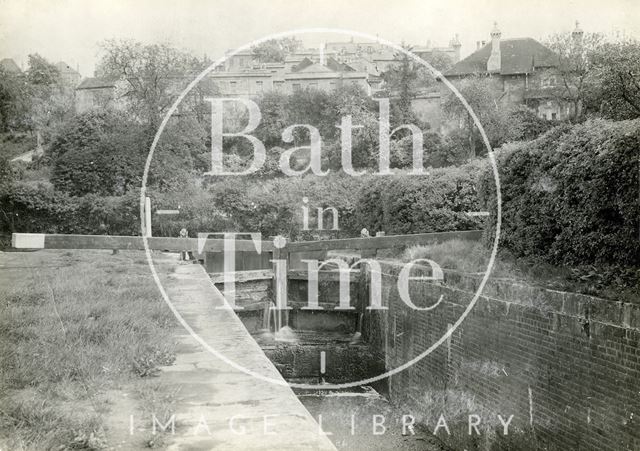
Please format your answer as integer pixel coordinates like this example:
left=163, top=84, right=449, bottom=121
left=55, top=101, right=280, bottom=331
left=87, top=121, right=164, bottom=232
left=152, top=255, right=337, bottom=451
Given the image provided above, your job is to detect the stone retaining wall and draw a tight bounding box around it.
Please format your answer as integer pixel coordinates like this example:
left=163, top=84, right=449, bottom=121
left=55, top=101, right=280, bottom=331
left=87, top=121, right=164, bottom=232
left=363, top=262, right=640, bottom=450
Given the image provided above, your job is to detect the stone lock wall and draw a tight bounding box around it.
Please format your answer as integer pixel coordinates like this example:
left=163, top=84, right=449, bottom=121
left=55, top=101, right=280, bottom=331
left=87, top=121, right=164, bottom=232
left=362, top=262, right=640, bottom=451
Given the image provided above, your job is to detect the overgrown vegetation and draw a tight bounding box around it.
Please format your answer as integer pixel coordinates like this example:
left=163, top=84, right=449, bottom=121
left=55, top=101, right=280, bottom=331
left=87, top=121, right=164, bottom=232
left=0, top=250, right=176, bottom=449
left=442, top=78, right=560, bottom=157
left=479, top=118, right=640, bottom=266
left=476, top=119, right=640, bottom=298
left=403, top=239, right=640, bottom=303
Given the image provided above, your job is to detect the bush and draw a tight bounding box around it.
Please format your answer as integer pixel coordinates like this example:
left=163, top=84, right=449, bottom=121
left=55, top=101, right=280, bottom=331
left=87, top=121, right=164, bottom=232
left=0, top=182, right=142, bottom=235
left=2, top=153, right=486, bottom=242
left=50, top=112, right=202, bottom=196
left=73, top=192, right=141, bottom=235
left=505, top=105, right=558, bottom=142
left=52, top=133, right=147, bottom=196
left=0, top=182, right=78, bottom=234
left=429, top=129, right=474, bottom=167
left=353, top=161, right=485, bottom=235
left=149, top=185, right=231, bottom=237
left=204, top=159, right=486, bottom=240
left=207, top=173, right=371, bottom=240
left=478, top=119, right=640, bottom=266
left=0, top=181, right=230, bottom=238
left=47, top=109, right=123, bottom=162
left=50, top=111, right=148, bottom=196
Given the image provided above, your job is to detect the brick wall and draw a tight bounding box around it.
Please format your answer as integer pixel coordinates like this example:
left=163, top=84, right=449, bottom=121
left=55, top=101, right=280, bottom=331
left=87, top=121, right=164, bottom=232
left=362, top=262, right=640, bottom=450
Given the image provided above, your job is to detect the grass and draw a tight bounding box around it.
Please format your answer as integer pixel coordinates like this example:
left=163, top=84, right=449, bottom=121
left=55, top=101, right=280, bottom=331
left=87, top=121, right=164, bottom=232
left=0, top=249, right=177, bottom=450
left=402, top=240, right=640, bottom=303
left=135, top=382, right=181, bottom=448
left=403, top=239, right=515, bottom=276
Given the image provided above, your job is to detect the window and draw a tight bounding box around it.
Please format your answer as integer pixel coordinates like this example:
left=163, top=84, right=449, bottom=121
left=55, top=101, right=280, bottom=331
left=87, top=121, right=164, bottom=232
left=329, top=81, right=336, bottom=90
left=309, top=82, right=318, bottom=89
left=551, top=112, right=557, bottom=120
left=256, top=80, right=263, bottom=92
left=230, top=81, right=237, bottom=93
left=292, top=83, right=301, bottom=91
left=541, top=75, right=557, bottom=88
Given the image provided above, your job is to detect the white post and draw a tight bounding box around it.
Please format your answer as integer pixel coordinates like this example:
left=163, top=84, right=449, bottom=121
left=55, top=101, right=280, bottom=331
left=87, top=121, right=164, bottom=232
left=145, top=196, right=152, bottom=237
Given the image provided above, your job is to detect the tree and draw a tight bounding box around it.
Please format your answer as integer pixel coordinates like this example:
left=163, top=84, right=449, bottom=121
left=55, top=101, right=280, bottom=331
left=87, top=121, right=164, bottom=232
left=587, top=38, right=640, bottom=120
left=251, top=38, right=301, bottom=63
left=25, top=54, right=60, bottom=87
left=424, top=52, right=454, bottom=74
left=504, top=105, right=556, bottom=142
left=0, top=54, right=72, bottom=134
left=255, top=91, right=290, bottom=149
left=0, top=67, right=30, bottom=132
left=50, top=109, right=203, bottom=195
left=48, top=109, right=122, bottom=162
left=382, top=49, right=452, bottom=94
left=96, top=40, right=208, bottom=127
left=25, top=54, right=74, bottom=136
left=29, top=85, right=74, bottom=144
left=380, top=46, right=420, bottom=127
left=330, top=84, right=381, bottom=169
left=149, top=116, right=206, bottom=189
left=545, top=31, right=604, bottom=121
left=442, top=75, right=508, bottom=157
left=51, top=111, right=147, bottom=195
left=378, top=45, right=452, bottom=136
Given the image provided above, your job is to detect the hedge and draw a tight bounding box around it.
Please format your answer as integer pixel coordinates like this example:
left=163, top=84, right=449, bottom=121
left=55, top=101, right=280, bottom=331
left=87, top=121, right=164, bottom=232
left=353, top=161, right=485, bottom=235
left=0, top=183, right=140, bottom=236
left=478, top=119, right=640, bottom=266
left=2, top=162, right=487, bottom=242
left=0, top=183, right=230, bottom=239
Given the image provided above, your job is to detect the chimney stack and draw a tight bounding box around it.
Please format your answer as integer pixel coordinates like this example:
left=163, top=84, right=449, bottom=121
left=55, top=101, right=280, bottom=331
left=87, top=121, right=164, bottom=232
left=487, top=22, right=501, bottom=72
left=450, top=34, right=462, bottom=62
left=572, top=20, right=584, bottom=45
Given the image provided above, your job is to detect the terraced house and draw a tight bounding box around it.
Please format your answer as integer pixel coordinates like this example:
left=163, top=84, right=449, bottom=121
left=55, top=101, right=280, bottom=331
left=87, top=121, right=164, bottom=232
left=210, top=38, right=461, bottom=98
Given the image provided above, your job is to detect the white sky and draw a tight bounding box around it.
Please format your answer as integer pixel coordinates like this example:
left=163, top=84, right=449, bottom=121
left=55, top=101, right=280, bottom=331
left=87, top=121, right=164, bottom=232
left=1, top=0, right=638, bottom=77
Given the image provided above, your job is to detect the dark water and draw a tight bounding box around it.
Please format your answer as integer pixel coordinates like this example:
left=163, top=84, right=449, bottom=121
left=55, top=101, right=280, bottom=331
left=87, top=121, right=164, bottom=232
left=293, top=384, right=448, bottom=451
left=247, top=323, right=448, bottom=450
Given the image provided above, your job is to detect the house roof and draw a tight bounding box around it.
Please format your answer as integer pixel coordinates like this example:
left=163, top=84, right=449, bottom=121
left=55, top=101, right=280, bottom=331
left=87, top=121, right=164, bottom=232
left=76, top=77, right=116, bottom=90
left=55, top=61, right=80, bottom=75
left=446, top=38, right=559, bottom=76
left=292, top=58, right=316, bottom=72
left=291, top=57, right=356, bottom=74
left=326, top=57, right=355, bottom=72
left=295, top=62, right=334, bottom=74
left=0, top=58, right=21, bottom=73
